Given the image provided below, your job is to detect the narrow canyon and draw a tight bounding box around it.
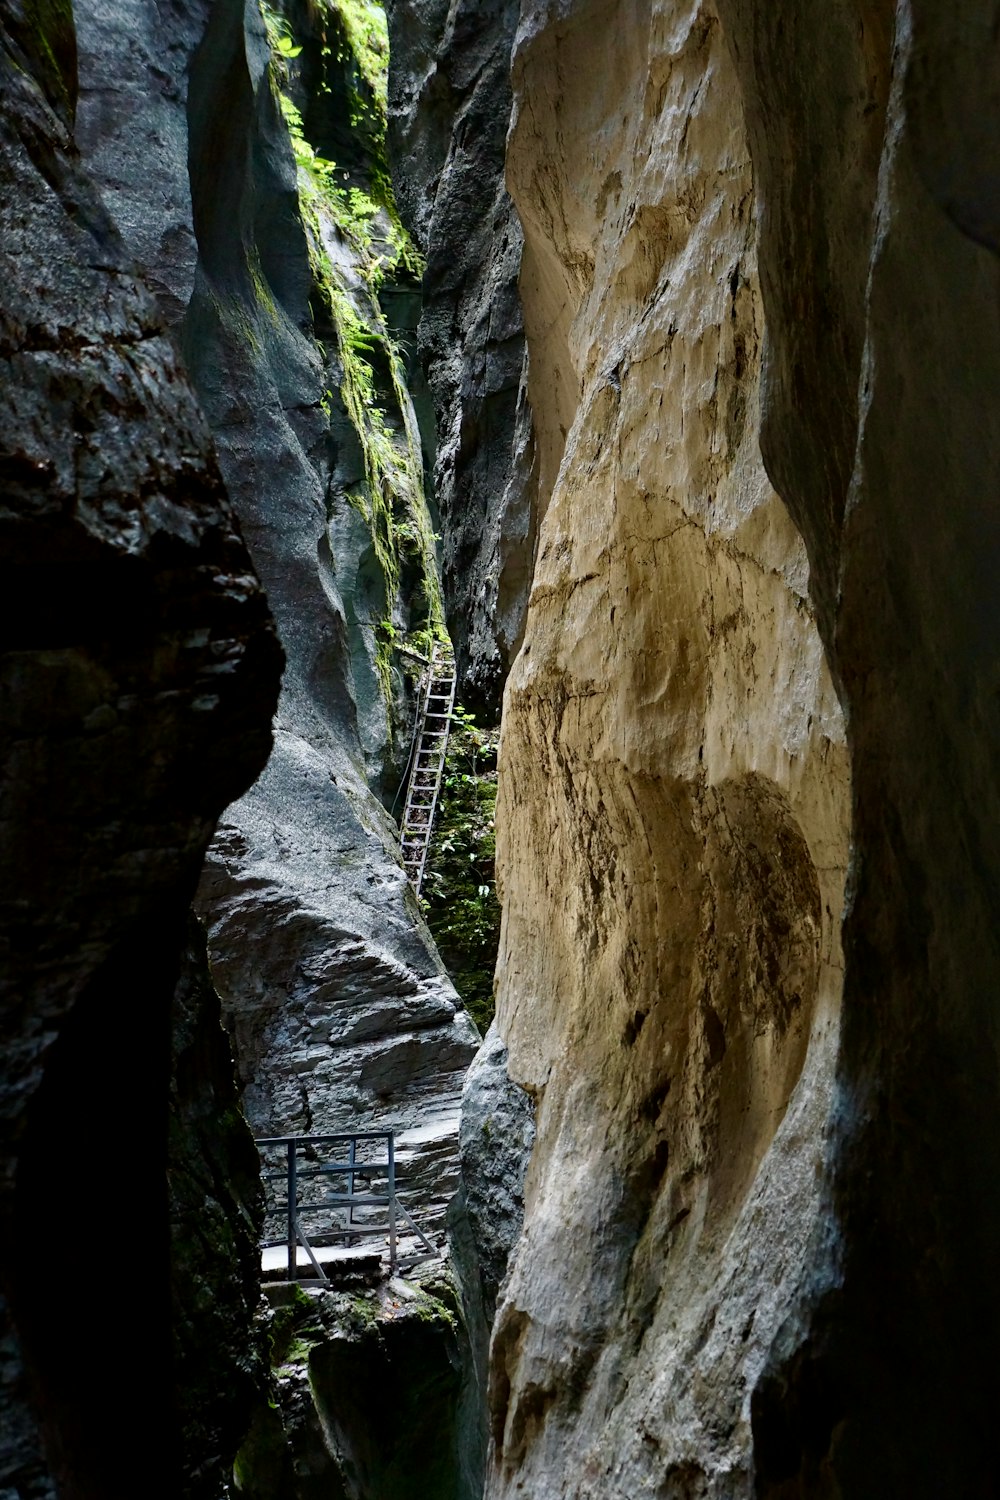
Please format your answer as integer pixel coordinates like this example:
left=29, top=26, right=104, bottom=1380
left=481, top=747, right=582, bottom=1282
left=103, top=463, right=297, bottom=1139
left=2, top=0, right=999, bottom=1497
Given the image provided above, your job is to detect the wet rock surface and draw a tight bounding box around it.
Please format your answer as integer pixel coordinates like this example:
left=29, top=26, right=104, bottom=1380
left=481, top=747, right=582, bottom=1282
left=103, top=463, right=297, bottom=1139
left=235, top=1269, right=468, bottom=1500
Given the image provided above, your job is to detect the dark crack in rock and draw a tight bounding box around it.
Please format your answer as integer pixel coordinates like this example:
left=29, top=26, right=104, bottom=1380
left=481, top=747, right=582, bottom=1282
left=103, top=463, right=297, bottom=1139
left=170, top=916, right=268, bottom=1500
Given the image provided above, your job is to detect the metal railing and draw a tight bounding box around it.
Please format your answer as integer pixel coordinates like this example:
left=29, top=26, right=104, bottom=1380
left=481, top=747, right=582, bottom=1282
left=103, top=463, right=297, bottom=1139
left=255, top=1131, right=435, bottom=1281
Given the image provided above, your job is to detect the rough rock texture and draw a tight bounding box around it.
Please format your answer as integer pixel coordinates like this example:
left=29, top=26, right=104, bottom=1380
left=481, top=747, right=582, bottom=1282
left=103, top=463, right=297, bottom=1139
left=716, top=1, right=1000, bottom=1491
left=387, top=0, right=537, bottom=711
left=73, top=0, right=480, bottom=1236
left=235, top=1272, right=468, bottom=1500
left=0, top=1, right=281, bottom=1492
left=472, top=0, right=1000, bottom=1495
left=449, top=1025, right=535, bottom=1498
left=170, top=917, right=268, bottom=1500
left=486, top=3, right=851, bottom=1495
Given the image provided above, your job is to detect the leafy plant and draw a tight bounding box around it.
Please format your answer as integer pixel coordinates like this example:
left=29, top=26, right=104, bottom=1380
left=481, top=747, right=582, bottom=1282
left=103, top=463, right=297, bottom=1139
left=421, top=714, right=502, bottom=1033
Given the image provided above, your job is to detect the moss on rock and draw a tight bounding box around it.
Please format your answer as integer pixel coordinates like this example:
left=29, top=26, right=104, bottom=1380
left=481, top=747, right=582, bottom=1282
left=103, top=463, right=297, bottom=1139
left=422, top=712, right=502, bottom=1033
left=234, top=1275, right=467, bottom=1500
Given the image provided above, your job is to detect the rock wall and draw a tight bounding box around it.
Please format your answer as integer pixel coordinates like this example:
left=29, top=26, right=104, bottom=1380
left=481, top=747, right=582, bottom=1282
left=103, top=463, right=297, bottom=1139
left=234, top=1270, right=468, bottom=1500
left=386, top=0, right=537, bottom=711
left=478, top=0, right=1000, bottom=1495
left=170, top=917, right=268, bottom=1500
left=0, top=0, right=281, bottom=1491
left=488, top=1, right=851, bottom=1495
left=72, top=0, right=480, bottom=1234
left=718, top=1, right=1000, bottom=1491
left=449, top=1028, right=536, bottom=1497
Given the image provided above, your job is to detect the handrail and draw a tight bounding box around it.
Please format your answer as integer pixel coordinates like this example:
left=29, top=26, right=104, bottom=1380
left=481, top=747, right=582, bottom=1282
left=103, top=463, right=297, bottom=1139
left=256, top=1131, right=425, bottom=1279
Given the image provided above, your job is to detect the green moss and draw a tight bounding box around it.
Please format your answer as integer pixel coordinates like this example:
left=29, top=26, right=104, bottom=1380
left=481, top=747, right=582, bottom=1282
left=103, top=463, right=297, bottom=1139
left=408, top=1288, right=458, bottom=1333
left=233, top=1400, right=297, bottom=1499
left=261, top=1, right=441, bottom=708
left=421, top=710, right=501, bottom=1033
left=268, top=1287, right=323, bottom=1368
left=17, top=0, right=77, bottom=119
left=329, top=0, right=387, bottom=105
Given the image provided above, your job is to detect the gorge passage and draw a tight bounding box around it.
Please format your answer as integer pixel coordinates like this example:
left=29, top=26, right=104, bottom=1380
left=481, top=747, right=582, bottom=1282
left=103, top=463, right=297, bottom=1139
left=2, top=1, right=1000, bottom=1498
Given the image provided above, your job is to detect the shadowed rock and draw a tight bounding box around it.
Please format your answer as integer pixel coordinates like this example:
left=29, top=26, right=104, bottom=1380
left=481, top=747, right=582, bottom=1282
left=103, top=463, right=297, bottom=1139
left=0, top=1, right=281, bottom=1491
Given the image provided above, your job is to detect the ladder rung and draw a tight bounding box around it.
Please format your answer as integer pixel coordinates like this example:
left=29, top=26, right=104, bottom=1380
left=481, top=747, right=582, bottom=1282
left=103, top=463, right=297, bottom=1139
left=398, top=652, right=457, bottom=893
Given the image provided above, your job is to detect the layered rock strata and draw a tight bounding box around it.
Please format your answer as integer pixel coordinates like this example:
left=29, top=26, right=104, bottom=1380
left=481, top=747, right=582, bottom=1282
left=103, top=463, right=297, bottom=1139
left=488, top=2, right=851, bottom=1495
left=72, top=0, right=480, bottom=1234
left=0, top=2, right=281, bottom=1491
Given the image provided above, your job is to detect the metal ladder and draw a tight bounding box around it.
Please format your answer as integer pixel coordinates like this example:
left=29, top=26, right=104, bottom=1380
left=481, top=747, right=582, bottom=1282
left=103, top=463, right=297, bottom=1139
left=399, top=642, right=456, bottom=893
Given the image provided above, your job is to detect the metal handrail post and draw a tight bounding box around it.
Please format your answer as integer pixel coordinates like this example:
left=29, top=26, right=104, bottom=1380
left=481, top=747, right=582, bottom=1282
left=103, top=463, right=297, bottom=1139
left=287, top=1140, right=297, bottom=1282
left=387, top=1132, right=397, bottom=1272
left=348, top=1136, right=357, bottom=1234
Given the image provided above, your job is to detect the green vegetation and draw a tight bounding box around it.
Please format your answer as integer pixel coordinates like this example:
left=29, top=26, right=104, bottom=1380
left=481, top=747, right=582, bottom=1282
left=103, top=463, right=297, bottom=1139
left=268, top=1286, right=323, bottom=1369
left=421, top=708, right=501, bottom=1033
left=261, top=0, right=441, bottom=701
left=18, top=0, right=76, bottom=117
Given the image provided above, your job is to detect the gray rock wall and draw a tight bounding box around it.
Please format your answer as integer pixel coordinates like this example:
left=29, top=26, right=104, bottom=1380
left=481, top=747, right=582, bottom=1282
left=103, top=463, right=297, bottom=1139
left=718, top=1, right=1000, bottom=1489
left=449, top=1026, right=535, bottom=1498
left=73, top=0, right=480, bottom=1235
left=456, top=0, right=1000, bottom=1496
left=386, top=0, right=537, bottom=713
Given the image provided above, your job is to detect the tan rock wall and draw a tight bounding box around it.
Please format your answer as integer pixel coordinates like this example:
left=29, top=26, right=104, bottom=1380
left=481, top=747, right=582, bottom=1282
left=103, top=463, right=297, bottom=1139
left=488, top=2, right=850, bottom=1493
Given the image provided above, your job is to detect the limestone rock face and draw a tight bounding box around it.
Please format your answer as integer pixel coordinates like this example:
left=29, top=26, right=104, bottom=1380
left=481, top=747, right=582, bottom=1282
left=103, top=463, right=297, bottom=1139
left=450, top=1025, right=536, bottom=1494
left=387, top=0, right=537, bottom=710
left=477, top=0, right=1000, bottom=1493
left=0, top=2, right=280, bottom=1491
left=487, top=2, right=850, bottom=1495
left=72, top=0, right=480, bottom=1233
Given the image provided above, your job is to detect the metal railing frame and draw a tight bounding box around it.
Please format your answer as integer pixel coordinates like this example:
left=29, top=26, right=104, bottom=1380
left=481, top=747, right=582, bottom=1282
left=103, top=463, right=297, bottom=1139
left=255, top=1131, right=436, bottom=1281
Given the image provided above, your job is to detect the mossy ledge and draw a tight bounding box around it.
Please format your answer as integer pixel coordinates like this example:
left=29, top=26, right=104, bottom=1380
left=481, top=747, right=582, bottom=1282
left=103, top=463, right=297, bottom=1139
left=234, top=1271, right=466, bottom=1500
